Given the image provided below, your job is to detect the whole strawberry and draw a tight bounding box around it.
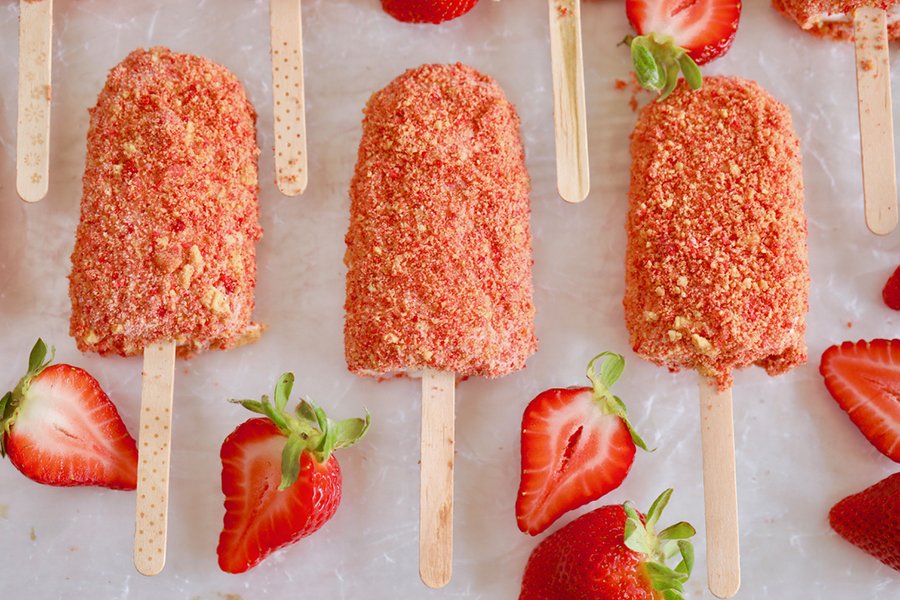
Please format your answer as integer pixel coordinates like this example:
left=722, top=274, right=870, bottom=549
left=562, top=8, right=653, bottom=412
left=217, top=373, right=369, bottom=574
left=516, top=352, right=648, bottom=535
left=520, top=489, right=695, bottom=600
left=382, top=0, right=480, bottom=24
left=883, top=266, right=900, bottom=310
left=829, top=473, right=900, bottom=571
left=0, top=339, right=138, bottom=489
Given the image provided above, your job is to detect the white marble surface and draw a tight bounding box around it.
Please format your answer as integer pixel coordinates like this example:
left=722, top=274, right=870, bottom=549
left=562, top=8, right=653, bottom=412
left=0, top=1, right=897, bottom=598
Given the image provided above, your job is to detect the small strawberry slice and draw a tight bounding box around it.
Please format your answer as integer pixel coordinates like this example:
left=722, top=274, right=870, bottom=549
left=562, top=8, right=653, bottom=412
left=516, top=352, right=649, bottom=536
left=819, top=339, right=900, bottom=463
left=217, top=373, right=369, bottom=573
left=0, top=339, right=138, bottom=489
left=829, top=472, right=900, bottom=571
left=382, top=0, right=479, bottom=24
left=624, top=0, right=742, bottom=98
left=883, top=266, right=900, bottom=310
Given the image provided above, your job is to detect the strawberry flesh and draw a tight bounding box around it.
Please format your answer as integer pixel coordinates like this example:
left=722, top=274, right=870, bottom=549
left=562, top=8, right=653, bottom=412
left=382, top=0, right=479, bottom=24
left=829, top=472, right=900, bottom=571
left=217, top=418, right=342, bottom=574
left=626, top=0, right=742, bottom=65
left=3, top=364, right=138, bottom=490
left=819, top=339, right=900, bottom=462
left=516, top=387, right=636, bottom=535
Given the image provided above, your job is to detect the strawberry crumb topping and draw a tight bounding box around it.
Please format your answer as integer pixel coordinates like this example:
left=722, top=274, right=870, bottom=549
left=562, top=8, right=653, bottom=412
left=69, top=48, right=262, bottom=358
left=624, top=77, right=809, bottom=389
left=772, top=0, right=900, bottom=41
left=344, top=63, right=537, bottom=378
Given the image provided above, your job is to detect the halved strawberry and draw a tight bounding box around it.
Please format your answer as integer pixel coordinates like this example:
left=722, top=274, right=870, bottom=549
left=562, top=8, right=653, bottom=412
left=217, top=373, right=369, bottom=573
left=624, top=0, right=742, bottom=98
left=382, top=0, right=479, bottom=24
left=883, top=266, right=900, bottom=310
left=0, top=339, right=138, bottom=489
left=516, top=353, right=648, bottom=536
left=819, top=339, right=900, bottom=463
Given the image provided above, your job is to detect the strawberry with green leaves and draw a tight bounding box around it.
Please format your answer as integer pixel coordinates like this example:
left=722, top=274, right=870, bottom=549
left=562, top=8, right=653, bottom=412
left=0, top=339, right=138, bottom=490
left=520, top=489, right=696, bottom=600
left=829, top=473, right=900, bottom=571
left=516, top=352, right=648, bottom=535
left=819, top=339, right=900, bottom=462
left=624, top=0, right=742, bottom=99
left=217, top=373, right=370, bottom=574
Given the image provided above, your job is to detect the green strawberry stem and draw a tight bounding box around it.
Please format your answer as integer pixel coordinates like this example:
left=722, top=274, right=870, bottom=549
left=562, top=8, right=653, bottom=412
left=586, top=352, right=650, bottom=451
left=0, top=339, right=55, bottom=457
left=625, top=33, right=703, bottom=101
left=231, top=372, right=370, bottom=490
left=623, top=489, right=696, bottom=599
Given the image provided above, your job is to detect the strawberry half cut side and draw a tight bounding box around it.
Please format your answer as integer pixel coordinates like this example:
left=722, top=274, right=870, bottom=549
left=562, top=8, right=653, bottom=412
left=0, top=339, right=138, bottom=490
left=624, top=0, right=742, bottom=99
left=819, top=339, right=900, bottom=463
left=516, top=352, right=649, bottom=536
left=217, top=373, right=370, bottom=574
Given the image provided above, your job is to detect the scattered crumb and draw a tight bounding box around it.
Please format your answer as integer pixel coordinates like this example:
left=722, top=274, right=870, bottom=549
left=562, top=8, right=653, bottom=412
left=218, top=594, right=243, bottom=600
left=614, top=79, right=628, bottom=90
left=0, top=504, right=8, bottom=519
left=860, top=58, right=874, bottom=71
left=30, top=527, right=36, bottom=541
left=847, top=321, right=853, bottom=329
left=68, top=545, right=79, bottom=552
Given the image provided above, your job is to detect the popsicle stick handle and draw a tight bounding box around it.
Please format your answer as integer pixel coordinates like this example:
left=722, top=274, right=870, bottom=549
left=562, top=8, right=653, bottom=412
left=270, top=0, right=308, bottom=196
left=134, top=342, right=176, bottom=576
left=420, top=369, right=455, bottom=589
left=548, top=0, right=590, bottom=203
left=698, top=379, right=740, bottom=599
left=16, top=0, right=53, bottom=203
left=853, top=7, right=898, bottom=235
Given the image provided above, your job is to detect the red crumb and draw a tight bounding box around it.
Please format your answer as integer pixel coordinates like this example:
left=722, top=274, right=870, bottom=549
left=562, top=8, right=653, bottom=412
left=344, top=63, right=537, bottom=379
left=772, top=0, right=900, bottom=41
left=614, top=79, right=628, bottom=90
left=69, top=48, right=263, bottom=358
left=624, top=77, right=810, bottom=390
left=847, top=321, right=853, bottom=328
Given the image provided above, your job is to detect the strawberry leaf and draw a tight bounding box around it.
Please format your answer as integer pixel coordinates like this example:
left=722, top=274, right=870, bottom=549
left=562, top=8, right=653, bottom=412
left=585, top=352, right=651, bottom=452
left=678, top=55, right=703, bottom=90
left=333, top=414, right=371, bottom=450
left=632, top=39, right=664, bottom=92
left=675, top=540, right=694, bottom=576
left=279, top=433, right=305, bottom=490
left=296, top=399, right=318, bottom=422
left=659, top=521, right=696, bottom=541
left=625, top=33, right=704, bottom=101
left=274, top=372, right=294, bottom=414
left=647, top=488, right=673, bottom=528
left=28, top=339, right=48, bottom=375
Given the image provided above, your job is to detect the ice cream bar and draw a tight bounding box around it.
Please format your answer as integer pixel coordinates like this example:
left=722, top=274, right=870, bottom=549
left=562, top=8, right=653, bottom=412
left=69, top=47, right=262, bottom=358
left=624, top=76, right=809, bottom=390
left=773, top=0, right=900, bottom=39
left=344, top=63, right=537, bottom=379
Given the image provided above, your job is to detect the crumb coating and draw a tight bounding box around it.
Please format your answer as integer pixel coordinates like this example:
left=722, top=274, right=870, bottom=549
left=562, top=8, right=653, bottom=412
left=624, top=77, right=809, bottom=389
left=70, top=47, right=262, bottom=358
left=772, top=0, right=900, bottom=40
left=344, top=63, right=537, bottom=378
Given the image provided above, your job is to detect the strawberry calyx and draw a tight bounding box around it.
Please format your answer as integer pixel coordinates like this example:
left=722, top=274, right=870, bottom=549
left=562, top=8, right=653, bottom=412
left=231, top=373, right=370, bottom=490
left=623, top=489, right=696, bottom=599
left=0, top=339, right=55, bottom=457
left=586, top=352, right=649, bottom=452
left=625, top=33, right=702, bottom=100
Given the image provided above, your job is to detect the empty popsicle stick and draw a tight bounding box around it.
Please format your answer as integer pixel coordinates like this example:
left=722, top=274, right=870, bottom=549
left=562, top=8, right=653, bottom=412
left=16, top=0, right=53, bottom=203
left=548, top=0, right=590, bottom=203
left=853, top=7, right=898, bottom=235
left=698, top=378, right=740, bottom=599
left=134, top=341, right=176, bottom=576
left=420, top=369, right=455, bottom=589
left=270, top=0, right=308, bottom=196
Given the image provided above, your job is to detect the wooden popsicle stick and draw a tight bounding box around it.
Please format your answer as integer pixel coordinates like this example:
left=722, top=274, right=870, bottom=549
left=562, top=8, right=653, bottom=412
left=853, top=7, right=898, bottom=235
left=134, top=341, right=176, bottom=576
left=419, top=369, right=455, bottom=589
left=270, top=0, right=308, bottom=196
left=16, top=0, right=53, bottom=203
left=698, top=378, right=740, bottom=599
left=548, top=0, right=590, bottom=203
